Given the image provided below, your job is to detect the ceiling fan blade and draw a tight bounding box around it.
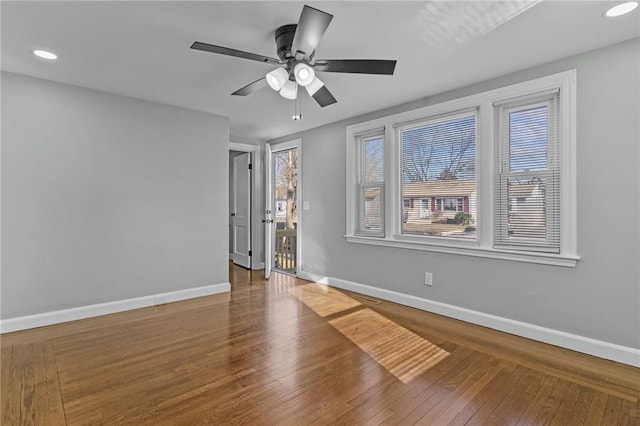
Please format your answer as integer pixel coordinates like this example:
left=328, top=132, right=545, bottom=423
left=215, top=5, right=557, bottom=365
left=191, top=41, right=280, bottom=66
left=314, top=59, right=397, bottom=75
left=291, top=5, right=333, bottom=59
left=231, top=77, right=267, bottom=96
left=310, top=85, right=337, bottom=108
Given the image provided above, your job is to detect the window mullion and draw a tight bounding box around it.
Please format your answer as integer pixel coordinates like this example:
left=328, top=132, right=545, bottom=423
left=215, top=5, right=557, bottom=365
left=560, top=73, right=577, bottom=257
left=478, top=100, right=494, bottom=249
left=384, top=125, right=396, bottom=239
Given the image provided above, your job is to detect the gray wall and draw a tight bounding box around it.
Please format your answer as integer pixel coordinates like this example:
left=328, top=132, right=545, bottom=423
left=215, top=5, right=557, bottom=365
left=269, top=39, right=640, bottom=349
left=1, top=72, right=229, bottom=319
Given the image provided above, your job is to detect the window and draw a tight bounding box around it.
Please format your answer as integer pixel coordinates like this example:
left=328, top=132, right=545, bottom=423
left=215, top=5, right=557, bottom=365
left=399, top=111, right=477, bottom=239
left=345, top=70, right=577, bottom=267
left=354, top=132, right=384, bottom=237
left=494, top=92, right=560, bottom=252
left=435, top=197, right=464, bottom=212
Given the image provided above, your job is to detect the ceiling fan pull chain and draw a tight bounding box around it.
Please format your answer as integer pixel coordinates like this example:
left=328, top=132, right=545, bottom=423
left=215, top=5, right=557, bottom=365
left=292, top=95, right=303, bottom=120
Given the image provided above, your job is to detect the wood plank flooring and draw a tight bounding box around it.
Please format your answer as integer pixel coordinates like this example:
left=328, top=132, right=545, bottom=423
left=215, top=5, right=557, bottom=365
left=1, top=262, right=639, bottom=425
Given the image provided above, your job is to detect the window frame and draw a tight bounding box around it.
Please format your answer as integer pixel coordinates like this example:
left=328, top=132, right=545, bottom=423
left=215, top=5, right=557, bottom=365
left=345, top=70, right=578, bottom=267
left=494, top=92, right=561, bottom=253
left=352, top=130, right=386, bottom=237
left=397, top=108, right=479, bottom=242
left=436, top=198, right=464, bottom=212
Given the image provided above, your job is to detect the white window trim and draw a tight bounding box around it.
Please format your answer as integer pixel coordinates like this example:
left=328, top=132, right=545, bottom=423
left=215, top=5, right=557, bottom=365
left=493, top=92, right=561, bottom=253
left=345, top=70, right=579, bottom=267
left=350, top=128, right=386, bottom=237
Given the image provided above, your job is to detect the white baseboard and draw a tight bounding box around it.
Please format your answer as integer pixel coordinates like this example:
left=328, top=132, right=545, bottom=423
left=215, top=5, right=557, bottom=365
left=252, top=262, right=265, bottom=270
left=298, top=270, right=640, bottom=368
left=0, top=282, right=231, bottom=334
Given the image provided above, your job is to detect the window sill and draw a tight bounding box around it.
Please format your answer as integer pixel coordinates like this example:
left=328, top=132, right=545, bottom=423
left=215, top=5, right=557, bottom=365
left=345, top=235, right=579, bottom=267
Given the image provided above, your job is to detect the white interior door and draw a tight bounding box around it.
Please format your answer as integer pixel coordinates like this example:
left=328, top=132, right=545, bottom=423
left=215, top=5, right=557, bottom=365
left=232, top=152, right=251, bottom=269
left=264, top=143, right=273, bottom=278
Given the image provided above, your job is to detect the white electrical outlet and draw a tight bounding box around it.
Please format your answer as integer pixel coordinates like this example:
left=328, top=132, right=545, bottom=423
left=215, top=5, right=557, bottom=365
left=424, top=272, right=433, bottom=286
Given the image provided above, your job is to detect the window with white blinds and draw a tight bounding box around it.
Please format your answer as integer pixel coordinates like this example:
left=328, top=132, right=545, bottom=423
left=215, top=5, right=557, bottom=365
left=399, top=111, right=477, bottom=239
left=355, top=132, right=385, bottom=236
left=345, top=70, right=576, bottom=266
left=494, top=91, right=560, bottom=252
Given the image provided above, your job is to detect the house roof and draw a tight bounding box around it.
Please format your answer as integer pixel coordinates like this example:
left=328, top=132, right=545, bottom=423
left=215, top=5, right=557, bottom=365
left=403, top=180, right=476, bottom=198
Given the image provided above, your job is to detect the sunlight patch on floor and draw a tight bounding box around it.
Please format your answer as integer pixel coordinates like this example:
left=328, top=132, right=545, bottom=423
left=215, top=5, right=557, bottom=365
left=288, top=284, right=361, bottom=317
left=329, top=308, right=450, bottom=384
left=290, top=283, right=450, bottom=383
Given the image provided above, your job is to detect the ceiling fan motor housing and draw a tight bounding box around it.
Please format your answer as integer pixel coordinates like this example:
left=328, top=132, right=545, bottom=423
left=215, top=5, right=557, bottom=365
left=275, top=24, right=297, bottom=61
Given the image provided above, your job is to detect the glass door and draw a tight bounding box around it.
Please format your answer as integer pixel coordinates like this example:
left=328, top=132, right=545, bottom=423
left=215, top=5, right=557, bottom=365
left=265, top=141, right=300, bottom=277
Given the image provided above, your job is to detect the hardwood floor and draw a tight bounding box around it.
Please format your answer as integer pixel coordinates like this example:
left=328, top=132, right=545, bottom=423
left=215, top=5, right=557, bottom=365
left=1, top=262, right=639, bottom=425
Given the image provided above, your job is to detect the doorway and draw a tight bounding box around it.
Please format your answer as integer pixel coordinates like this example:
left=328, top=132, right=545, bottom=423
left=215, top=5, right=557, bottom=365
left=265, top=140, right=301, bottom=278
left=229, top=151, right=252, bottom=269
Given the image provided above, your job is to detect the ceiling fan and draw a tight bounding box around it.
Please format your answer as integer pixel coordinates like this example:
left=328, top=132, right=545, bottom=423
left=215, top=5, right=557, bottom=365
left=191, top=5, right=397, bottom=108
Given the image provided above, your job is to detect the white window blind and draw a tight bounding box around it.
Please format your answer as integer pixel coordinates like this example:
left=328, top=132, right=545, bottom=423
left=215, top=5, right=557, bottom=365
left=399, top=111, right=477, bottom=239
left=355, top=133, right=384, bottom=236
left=494, top=91, right=560, bottom=252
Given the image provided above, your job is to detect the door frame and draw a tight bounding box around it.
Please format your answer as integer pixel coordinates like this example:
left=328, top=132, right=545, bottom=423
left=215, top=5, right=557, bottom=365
left=229, top=141, right=264, bottom=270
left=266, top=138, right=302, bottom=277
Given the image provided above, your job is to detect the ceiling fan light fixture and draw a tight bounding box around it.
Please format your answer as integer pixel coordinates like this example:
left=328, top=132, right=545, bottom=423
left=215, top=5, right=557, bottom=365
left=266, top=67, right=289, bottom=91
left=605, top=1, right=638, bottom=17
left=294, top=63, right=315, bottom=86
left=305, top=76, right=324, bottom=96
left=279, top=80, right=298, bottom=99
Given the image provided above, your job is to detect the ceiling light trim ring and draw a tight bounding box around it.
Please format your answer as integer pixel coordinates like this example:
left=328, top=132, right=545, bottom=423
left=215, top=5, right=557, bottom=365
left=33, top=49, right=57, bottom=60
left=605, top=1, right=639, bottom=17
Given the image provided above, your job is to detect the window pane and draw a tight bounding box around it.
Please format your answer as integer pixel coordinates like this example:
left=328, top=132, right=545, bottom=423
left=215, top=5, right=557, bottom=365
left=363, top=137, right=384, bottom=183
left=507, top=177, right=547, bottom=239
left=494, top=92, right=560, bottom=253
left=362, top=186, right=383, bottom=232
left=356, top=135, right=384, bottom=236
left=509, top=106, right=548, bottom=171
left=401, top=114, right=476, bottom=239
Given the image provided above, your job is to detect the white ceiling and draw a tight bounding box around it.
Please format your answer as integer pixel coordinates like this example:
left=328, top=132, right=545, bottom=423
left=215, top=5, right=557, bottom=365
left=2, top=1, right=638, bottom=142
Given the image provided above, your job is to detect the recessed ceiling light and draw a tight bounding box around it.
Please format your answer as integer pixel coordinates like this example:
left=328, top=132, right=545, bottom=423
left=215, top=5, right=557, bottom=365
left=605, top=1, right=639, bottom=17
left=33, top=50, right=57, bottom=60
